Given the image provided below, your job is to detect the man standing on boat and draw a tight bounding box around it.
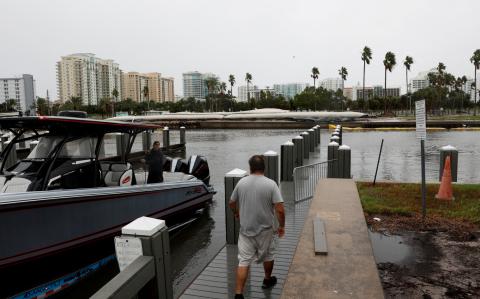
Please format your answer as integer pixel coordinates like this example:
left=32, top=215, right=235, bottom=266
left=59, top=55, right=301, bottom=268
left=145, top=141, right=164, bottom=183
left=229, top=155, right=285, bottom=299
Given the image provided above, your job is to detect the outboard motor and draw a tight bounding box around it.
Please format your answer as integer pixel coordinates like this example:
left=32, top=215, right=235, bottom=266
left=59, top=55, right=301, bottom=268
left=169, top=158, right=188, bottom=173
left=186, top=155, right=210, bottom=185
left=163, top=156, right=188, bottom=173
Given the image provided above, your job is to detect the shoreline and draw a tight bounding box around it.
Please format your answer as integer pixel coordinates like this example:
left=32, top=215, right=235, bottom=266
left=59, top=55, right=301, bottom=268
left=127, top=119, right=480, bottom=129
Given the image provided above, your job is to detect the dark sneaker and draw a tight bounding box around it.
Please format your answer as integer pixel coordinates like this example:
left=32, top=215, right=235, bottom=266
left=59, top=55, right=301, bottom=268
left=234, top=294, right=244, bottom=299
left=262, top=276, right=277, bottom=289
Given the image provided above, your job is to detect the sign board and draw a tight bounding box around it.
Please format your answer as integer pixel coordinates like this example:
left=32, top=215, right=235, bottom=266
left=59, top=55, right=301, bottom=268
left=415, top=100, right=426, bottom=140
left=114, top=236, right=143, bottom=271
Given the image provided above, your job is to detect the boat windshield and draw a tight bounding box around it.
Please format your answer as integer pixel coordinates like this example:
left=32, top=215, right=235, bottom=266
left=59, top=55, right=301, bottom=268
left=27, top=136, right=97, bottom=159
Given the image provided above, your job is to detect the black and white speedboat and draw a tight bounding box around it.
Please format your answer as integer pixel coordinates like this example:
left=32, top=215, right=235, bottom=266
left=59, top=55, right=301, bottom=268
left=0, top=116, right=214, bottom=297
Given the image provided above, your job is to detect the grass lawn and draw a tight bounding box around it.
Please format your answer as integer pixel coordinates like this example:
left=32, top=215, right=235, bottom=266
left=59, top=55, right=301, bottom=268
left=357, top=182, right=480, bottom=224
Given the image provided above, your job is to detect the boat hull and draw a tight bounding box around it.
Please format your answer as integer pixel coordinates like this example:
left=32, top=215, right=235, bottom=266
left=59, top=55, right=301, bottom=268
left=0, top=181, right=213, bottom=269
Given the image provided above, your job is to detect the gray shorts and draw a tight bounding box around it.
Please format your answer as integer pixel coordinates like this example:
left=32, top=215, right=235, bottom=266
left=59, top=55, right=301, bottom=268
left=238, top=229, right=277, bottom=267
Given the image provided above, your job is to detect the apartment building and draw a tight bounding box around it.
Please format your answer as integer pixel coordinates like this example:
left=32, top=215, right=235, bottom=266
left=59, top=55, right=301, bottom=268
left=122, top=72, right=174, bottom=102
left=56, top=53, right=122, bottom=105
left=0, top=74, right=36, bottom=115
left=320, top=78, right=343, bottom=92
left=182, top=71, right=217, bottom=99
left=273, top=83, right=308, bottom=99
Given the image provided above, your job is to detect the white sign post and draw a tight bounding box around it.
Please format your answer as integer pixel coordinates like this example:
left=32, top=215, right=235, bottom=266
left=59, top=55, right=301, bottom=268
left=415, top=100, right=427, bottom=219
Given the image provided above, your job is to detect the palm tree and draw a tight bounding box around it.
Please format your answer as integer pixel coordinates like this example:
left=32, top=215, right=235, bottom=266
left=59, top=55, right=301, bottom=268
left=404, top=56, right=414, bottom=112
left=220, top=82, right=227, bottom=94
left=228, top=75, right=235, bottom=96
left=383, top=51, right=396, bottom=114
left=437, top=62, right=446, bottom=74
left=361, top=46, right=373, bottom=108
left=111, top=88, right=119, bottom=117
left=338, top=67, right=348, bottom=91
left=470, top=49, right=480, bottom=116
left=311, top=67, right=319, bottom=88
left=70, top=96, right=83, bottom=110
left=205, top=77, right=219, bottom=111
left=245, top=73, right=252, bottom=101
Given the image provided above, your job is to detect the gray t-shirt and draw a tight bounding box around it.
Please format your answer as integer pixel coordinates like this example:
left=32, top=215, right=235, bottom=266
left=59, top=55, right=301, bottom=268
left=230, top=174, right=283, bottom=237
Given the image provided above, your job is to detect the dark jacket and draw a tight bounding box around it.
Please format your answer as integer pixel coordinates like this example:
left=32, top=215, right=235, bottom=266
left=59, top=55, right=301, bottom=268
left=145, top=149, right=164, bottom=183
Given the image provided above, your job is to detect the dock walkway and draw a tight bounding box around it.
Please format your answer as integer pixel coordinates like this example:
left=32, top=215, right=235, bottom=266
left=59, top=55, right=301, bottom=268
left=281, top=179, right=384, bottom=298
left=180, top=183, right=311, bottom=299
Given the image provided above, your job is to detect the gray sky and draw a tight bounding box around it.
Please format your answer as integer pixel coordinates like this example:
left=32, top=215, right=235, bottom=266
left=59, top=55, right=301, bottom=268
left=2, top=0, right=480, bottom=99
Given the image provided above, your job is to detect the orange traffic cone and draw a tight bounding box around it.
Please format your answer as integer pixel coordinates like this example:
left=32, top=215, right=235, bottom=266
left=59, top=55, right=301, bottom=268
left=436, top=156, right=454, bottom=200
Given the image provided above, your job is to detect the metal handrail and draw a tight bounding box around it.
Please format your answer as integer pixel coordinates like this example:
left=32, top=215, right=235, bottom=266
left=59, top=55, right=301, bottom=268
left=293, top=160, right=332, bottom=202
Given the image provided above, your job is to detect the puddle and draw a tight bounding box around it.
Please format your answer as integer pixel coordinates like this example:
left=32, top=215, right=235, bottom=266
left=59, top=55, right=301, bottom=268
left=369, top=230, right=416, bottom=266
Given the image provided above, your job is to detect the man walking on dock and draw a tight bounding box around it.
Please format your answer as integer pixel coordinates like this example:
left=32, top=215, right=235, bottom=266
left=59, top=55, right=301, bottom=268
left=229, top=155, right=285, bottom=299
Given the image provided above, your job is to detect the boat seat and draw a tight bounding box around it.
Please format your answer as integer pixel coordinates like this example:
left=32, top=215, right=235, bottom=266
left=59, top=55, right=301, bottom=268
left=104, top=163, right=133, bottom=187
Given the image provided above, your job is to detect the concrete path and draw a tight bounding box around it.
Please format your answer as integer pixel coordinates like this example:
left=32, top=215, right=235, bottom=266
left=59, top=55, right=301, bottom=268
left=281, top=179, right=384, bottom=299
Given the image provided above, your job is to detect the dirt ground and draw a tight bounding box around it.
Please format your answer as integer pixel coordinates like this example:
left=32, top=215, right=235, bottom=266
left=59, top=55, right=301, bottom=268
left=366, top=214, right=480, bottom=298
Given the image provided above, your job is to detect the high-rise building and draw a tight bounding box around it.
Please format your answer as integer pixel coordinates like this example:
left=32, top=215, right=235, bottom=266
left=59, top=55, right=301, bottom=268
left=161, top=77, right=175, bottom=102
left=182, top=71, right=217, bottom=99
left=273, top=83, right=308, bottom=99
left=122, top=72, right=175, bottom=103
left=0, top=74, right=36, bottom=115
left=373, top=86, right=401, bottom=98
left=410, top=69, right=436, bottom=93
left=56, top=53, right=122, bottom=105
left=238, top=85, right=259, bottom=102
left=320, top=78, right=343, bottom=92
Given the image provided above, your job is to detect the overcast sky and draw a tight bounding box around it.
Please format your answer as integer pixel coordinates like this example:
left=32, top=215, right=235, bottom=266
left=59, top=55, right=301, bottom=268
left=2, top=0, right=480, bottom=99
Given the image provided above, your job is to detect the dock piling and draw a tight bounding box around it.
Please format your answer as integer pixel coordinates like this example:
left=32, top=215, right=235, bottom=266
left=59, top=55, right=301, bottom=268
left=179, top=126, right=186, bottom=144
left=439, top=145, right=458, bottom=182
left=327, top=141, right=339, bottom=178
left=307, top=129, right=315, bottom=152
left=300, top=132, right=310, bottom=159
left=264, top=150, right=279, bottom=185
left=338, top=145, right=351, bottom=178
left=281, top=141, right=295, bottom=181
left=162, top=127, right=170, bottom=148
left=292, top=136, right=304, bottom=167
left=225, top=168, right=248, bottom=245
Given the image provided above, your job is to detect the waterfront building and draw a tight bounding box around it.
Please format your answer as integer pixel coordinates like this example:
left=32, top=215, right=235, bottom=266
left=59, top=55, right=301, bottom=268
left=56, top=53, right=122, bottom=105
left=343, top=85, right=373, bottom=101
left=0, top=74, right=36, bottom=115
left=410, top=69, right=436, bottom=93
left=183, top=71, right=218, bottom=99
left=320, top=78, right=343, bottom=92
left=373, top=85, right=401, bottom=98
left=238, top=85, right=259, bottom=102
left=273, top=83, right=308, bottom=99
left=122, top=72, right=174, bottom=103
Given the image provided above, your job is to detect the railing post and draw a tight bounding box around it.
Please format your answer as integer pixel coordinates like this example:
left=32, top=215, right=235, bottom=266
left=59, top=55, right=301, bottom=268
left=307, top=129, right=315, bottom=152
left=113, top=216, right=172, bottom=299
left=338, top=145, right=351, bottom=178
left=281, top=141, right=295, bottom=181
left=162, top=127, right=170, bottom=148
left=179, top=126, right=186, bottom=144
left=300, top=132, right=310, bottom=159
left=225, top=168, right=248, bottom=244
left=264, top=150, right=279, bottom=185
left=327, top=141, right=339, bottom=178
left=439, top=145, right=458, bottom=182
left=292, top=136, right=304, bottom=167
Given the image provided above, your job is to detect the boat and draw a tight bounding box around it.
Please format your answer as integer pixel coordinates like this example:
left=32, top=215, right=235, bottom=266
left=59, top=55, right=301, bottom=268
left=0, top=116, right=214, bottom=297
